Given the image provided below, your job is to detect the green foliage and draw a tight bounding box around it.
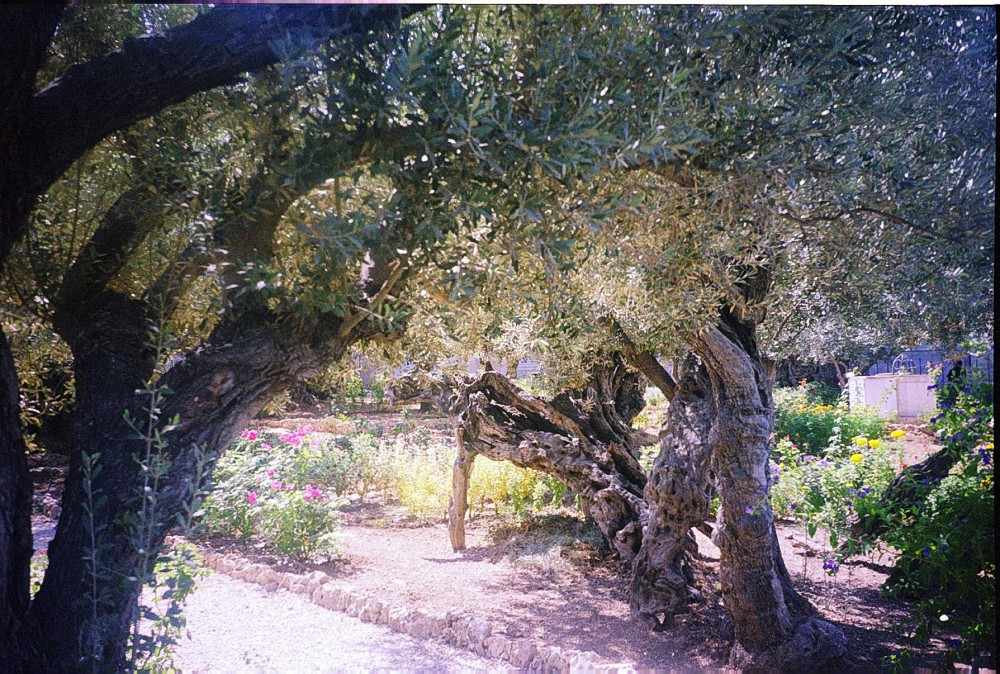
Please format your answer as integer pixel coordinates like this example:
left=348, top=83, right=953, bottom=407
left=30, top=552, right=47, bottom=599
left=879, top=380, right=995, bottom=665
left=773, top=377, right=995, bottom=665
left=206, top=418, right=576, bottom=534
left=132, top=543, right=210, bottom=670
left=769, top=435, right=897, bottom=554
left=203, top=428, right=343, bottom=562
left=773, top=382, right=888, bottom=455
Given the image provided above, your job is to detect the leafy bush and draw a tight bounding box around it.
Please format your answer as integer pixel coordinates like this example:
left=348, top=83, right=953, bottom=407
left=774, top=381, right=888, bottom=454
left=772, top=374, right=995, bottom=666
left=769, top=434, right=897, bottom=552
left=879, top=376, right=994, bottom=665
left=203, top=428, right=343, bottom=562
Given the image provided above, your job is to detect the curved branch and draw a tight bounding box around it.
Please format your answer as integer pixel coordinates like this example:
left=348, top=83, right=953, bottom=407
left=23, top=5, right=421, bottom=201
left=779, top=205, right=969, bottom=247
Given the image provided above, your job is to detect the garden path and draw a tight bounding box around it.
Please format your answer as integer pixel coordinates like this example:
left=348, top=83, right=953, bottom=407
left=172, top=571, right=508, bottom=672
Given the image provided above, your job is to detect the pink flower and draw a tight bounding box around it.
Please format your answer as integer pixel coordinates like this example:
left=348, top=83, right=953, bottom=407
left=266, top=469, right=275, bottom=478
left=302, top=424, right=315, bottom=434
left=261, top=443, right=272, bottom=450
left=247, top=491, right=258, bottom=504
left=285, top=482, right=295, bottom=491
left=279, top=434, right=293, bottom=443
left=241, top=429, right=258, bottom=441
left=303, top=485, right=323, bottom=501
left=288, top=436, right=302, bottom=447
left=271, top=480, right=283, bottom=490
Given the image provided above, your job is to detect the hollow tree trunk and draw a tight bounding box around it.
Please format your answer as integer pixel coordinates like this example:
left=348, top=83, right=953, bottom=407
left=23, top=308, right=363, bottom=670
left=629, top=356, right=716, bottom=627
left=452, top=355, right=651, bottom=562
left=692, top=310, right=845, bottom=669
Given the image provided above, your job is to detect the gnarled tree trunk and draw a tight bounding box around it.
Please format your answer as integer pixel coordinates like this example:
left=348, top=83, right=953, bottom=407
left=24, top=307, right=372, bottom=669
left=691, top=308, right=844, bottom=669
left=452, top=355, right=651, bottom=562
left=629, top=356, right=716, bottom=627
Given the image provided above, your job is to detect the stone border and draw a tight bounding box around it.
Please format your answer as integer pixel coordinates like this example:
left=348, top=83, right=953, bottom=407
left=199, top=550, right=636, bottom=672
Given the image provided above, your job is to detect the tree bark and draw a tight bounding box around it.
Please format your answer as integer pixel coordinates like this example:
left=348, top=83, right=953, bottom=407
left=629, top=356, right=716, bottom=627
left=0, top=332, right=35, bottom=664
left=23, top=306, right=369, bottom=669
left=452, top=356, right=651, bottom=562
left=447, top=429, right=475, bottom=551
left=0, top=8, right=64, bottom=661
left=691, top=310, right=844, bottom=669
left=1, top=8, right=422, bottom=658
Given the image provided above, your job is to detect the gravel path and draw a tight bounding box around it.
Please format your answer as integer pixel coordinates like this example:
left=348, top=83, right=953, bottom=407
left=172, top=572, right=507, bottom=672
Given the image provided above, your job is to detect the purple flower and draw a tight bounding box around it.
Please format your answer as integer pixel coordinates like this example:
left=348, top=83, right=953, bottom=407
left=745, top=506, right=754, bottom=514
left=858, top=487, right=871, bottom=497
left=822, top=558, right=840, bottom=575
left=979, top=449, right=992, bottom=465
left=921, top=547, right=931, bottom=557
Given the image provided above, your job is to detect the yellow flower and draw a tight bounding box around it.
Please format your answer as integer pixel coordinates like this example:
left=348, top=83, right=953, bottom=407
left=985, top=442, right=995, bottom=451
left=890, top=429, right=906, bottom=439
left=869, top=439, right=881, bottom=449
left=850, top=453, right=864, bottom=463
left=855, top=437, right=868, bottom=447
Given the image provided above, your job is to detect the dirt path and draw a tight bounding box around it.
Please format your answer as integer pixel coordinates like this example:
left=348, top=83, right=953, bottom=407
left=172, top=572, right=507, bottom=672
left=201, top=518, right=714, bottom=670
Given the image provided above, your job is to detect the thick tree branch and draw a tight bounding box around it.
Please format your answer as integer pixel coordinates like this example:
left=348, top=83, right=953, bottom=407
left=54, top=184, right=169, bottom=314
left=23, top=5, right=420, bottom=202
left=604, top=316, right=678, bottom=400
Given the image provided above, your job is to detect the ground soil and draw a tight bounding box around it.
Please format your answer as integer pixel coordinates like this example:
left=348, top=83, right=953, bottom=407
left=28, top=409, right=981, bottom=671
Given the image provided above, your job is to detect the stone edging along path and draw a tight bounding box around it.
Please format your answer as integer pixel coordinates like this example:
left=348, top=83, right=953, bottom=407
left=198, top=549, right=637, bottom=673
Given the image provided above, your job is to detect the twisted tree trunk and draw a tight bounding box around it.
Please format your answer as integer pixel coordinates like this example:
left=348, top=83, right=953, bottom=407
left=24, top=304, right=371, bottom=670
left=452, top=355, right=651, bottom=562
left=629, top=356, right=716, bottom=627
left=692, top=308, right=844, bottom=669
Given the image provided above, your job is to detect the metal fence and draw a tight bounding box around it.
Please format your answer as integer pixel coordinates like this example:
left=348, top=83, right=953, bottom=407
left=866, top=347, right=994, bottom=385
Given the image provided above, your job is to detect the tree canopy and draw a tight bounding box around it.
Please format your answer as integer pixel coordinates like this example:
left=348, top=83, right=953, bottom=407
left=0, top=5, right=993, bottom=670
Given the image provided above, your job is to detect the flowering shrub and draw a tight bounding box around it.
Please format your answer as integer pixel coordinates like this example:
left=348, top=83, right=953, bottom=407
left=206, top=420, right=576, bottom=553
left=769, top=433, right=897, bottom=552
left=774, top=381, right=888, bottom=455
left=773, top=374, right=995, bottom=666
left=203, top=427, right=343, bottom=562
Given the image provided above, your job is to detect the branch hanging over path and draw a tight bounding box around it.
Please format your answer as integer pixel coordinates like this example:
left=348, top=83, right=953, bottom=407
left=23, top=5, right=421, bottom=202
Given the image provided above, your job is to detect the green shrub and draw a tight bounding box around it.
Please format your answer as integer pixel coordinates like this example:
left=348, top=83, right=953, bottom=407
left=880, top=376, right=994, bottom=665
left=773, top=381, right=888, bottom=454
left=774, top=374, right=995, bottom=666
left=203, top=427, right=343, bottom=562
left=769, top=434, right=897, bottom=553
